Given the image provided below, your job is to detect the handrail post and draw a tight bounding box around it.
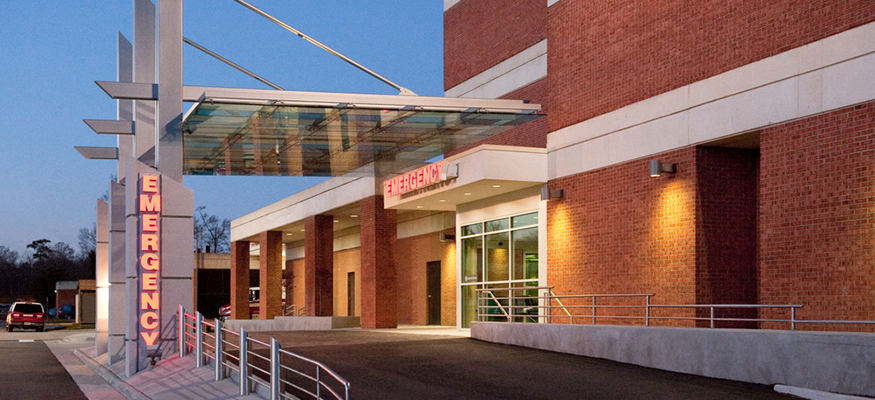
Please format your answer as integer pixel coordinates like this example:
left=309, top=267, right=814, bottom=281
left=316, top=365, right=321, bottom=399
left=195, top=312, right=204, bottom=368
left=239, top=328, right=249, bottom=396
left=791, top=307, right=796, bottom=331
left=178, top=305, right=185, bottom=356
left=645, top=295, right=651, bottom=327
left=270, top=338, right=280, bottom=400
left=509, top=287, right=515, bottom=322
left=215, top=318, right=224, bottom=381
left=547, top=286, right=555, bottom=324
left=710, top=307, right=715, bottom=328
left=592, top=296, right=596, bottom=325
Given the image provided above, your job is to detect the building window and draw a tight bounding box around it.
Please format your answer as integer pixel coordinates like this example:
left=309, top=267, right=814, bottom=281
left=460, top=211, right=539, bottom=328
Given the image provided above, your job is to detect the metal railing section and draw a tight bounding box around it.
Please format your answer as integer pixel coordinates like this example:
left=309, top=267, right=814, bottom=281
left=475, top=286, right=875, bottom=331
left=178, top=305, right=350, bottom=400
left=283, top=304, right=306, bottom=317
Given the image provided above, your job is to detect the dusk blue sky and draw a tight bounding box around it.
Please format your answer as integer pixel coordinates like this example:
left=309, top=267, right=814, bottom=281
left=0, top=1, right=443, bottom=257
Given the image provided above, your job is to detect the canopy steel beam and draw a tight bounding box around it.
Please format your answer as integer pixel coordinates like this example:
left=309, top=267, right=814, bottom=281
left=183, top=37, right=283, bottom=90
left=232, top=0, right=416, bottom=95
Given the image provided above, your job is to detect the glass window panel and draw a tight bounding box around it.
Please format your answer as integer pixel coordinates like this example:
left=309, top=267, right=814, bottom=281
left=484, top=218, right=509, bottom=232
left=461, top=237, right=483, bottom=283
left=461, top=223, right=482, bottom=237
left=485, top=232, right=509, bottom=282
left=512, top=227, right=539, bottom=280
left=461, top=285, right=478, bottom=329
left=511, top=212, right=538, bottom=228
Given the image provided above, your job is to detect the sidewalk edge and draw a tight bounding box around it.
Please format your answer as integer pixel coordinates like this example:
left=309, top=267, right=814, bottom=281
left=73, top=349, right=151, bottom=400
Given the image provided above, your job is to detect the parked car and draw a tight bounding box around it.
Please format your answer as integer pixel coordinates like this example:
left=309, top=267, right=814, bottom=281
left=6, top=301, right=45, bottom=332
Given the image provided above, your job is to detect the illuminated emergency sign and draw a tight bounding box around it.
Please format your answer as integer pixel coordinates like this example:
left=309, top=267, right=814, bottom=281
left=384, top=160, right=445, bottom=197
left=139, top=174, right=161, bottom=346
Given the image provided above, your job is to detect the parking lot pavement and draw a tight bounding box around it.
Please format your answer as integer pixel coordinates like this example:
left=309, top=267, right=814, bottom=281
left=251, top=330, right=795, bottom=400
left=0, top=339, right=89, bottom=400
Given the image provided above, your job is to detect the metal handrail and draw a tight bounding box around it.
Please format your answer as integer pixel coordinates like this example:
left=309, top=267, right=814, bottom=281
left=475, top=287, right=875, bottom=331
left=177, top=306, right=350, bottom=400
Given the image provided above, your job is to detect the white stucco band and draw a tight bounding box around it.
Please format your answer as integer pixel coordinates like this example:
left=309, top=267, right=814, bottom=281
left=231, top=176, right=377, bottom=242
left=445, top=40, right=547, bottom=100
left=548, top=20, right=875, bottom=180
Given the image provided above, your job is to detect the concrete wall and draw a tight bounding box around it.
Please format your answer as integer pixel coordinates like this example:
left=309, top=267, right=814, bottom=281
left=224, top=316, right=360, bottom=332
left=472, top=322, right=875, bottom=398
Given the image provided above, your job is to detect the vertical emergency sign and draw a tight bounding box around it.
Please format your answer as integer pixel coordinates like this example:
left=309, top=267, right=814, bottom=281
left=139, top=174, right=161, bottom=346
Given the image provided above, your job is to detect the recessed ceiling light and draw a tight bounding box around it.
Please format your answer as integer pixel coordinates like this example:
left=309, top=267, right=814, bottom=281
left=350, top=214, right=358, bottom=218
left=492, top=184, right=501, bottom=188
left=334, top=220, right=339, bottom=223
left=439, top=199, right=446, bottom=202
left=464, top=192, right=472, bottom=196
left=416, top=205, right=423, bottom=209
left=286, top=233, right=293, bottom=236
left=300, top=229, right=305, bottom=232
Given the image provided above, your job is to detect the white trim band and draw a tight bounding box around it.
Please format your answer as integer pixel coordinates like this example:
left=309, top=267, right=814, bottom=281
left=445, top=40, right=548, bottom=99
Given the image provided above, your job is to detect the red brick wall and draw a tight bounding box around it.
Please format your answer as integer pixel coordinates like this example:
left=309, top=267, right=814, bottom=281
left=285, top=259, right=305, bottom=316
left=695, top=147, right=759, bottom=327
left=547, top=148, right=698, bottom=326
left=444, top=0, right=546, bottom=90
left=446, top=78, right=549, bottom=157
left=760, top=101, right=875, bottom=329
left=395, top=231, right=457, bottom=325
left=304, top=215, right=334, bottom=316
left=360, top=196, right=398, bottom=329
left=548, top=0, right=875, bottom=132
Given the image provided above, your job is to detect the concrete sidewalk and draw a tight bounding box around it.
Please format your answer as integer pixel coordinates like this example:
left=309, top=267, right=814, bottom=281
left=73, top=346, right=260, bottom=400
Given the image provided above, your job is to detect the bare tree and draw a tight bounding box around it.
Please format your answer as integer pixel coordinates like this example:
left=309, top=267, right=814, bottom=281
left=0, top=246, right=20, bottom=301
left=78, top=223, right=97, bottom=255
left=194, top=206, right=231, bottom=253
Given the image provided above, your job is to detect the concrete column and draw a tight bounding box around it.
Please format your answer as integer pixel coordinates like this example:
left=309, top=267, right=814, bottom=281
left=230, top=241, right=250, bottom=319
left=95, top=199, right=109, bottom=356
left=259, top=231, right=283, bottom=319
left=305, top=215, right=334, bottom=316
left=360, top=195, right=397, bottom=329
left=108, top=180, right=127, bottom=364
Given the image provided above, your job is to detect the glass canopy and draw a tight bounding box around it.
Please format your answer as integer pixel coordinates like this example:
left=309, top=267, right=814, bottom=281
left=181, top=91, right=542, bottom=177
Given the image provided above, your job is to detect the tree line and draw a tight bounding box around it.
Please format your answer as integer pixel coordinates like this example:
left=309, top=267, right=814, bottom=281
left=0, top=207, right=230, bottom=305
left=0, top=229, right=96, bottom=305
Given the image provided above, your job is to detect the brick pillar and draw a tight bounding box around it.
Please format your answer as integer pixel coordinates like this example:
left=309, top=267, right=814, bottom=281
left=230, top=241, right=250, bottom=319
left=360, top=195, right=397, bottom=329
left=259, top=231, right=283, bottom=319
left=305, top=215, right=334, bottom=316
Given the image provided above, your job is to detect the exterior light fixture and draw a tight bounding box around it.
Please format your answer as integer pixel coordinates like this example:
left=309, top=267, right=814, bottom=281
left=649, top=159, right=676, bottom=177
left=540, top=186, right=564, bottom=201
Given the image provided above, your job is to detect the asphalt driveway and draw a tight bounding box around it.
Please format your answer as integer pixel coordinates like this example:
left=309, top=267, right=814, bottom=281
left=250, top=330, right=793, bottom=400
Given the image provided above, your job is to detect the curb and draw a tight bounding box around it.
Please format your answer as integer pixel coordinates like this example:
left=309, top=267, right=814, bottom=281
left=73, top=348, right=151, bottom=400
left=774, top=385, right=872, bottom=400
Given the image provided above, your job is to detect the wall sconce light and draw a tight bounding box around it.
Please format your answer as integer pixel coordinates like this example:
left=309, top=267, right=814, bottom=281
left=439, top=232, right=456, bottom=242
left=540, top=186, right=564, bottom=201
left=649, top=159, right=677, bottom=177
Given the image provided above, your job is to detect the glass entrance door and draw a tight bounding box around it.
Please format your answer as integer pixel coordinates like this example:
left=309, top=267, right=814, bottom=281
left=460, top=211, right=539, bottom=328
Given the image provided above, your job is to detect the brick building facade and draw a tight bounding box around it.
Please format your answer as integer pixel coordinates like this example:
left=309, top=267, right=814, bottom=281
left=228, top=0, right=875, bottom=332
